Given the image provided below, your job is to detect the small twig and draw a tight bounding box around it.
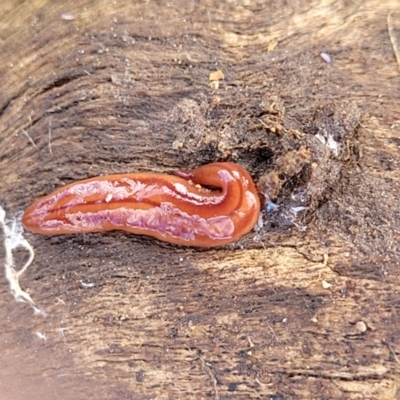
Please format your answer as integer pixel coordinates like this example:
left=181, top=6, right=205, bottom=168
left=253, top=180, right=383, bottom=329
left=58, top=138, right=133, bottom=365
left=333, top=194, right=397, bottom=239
left=198, top=356, right=219, bottom=400
left=266, top=320, right=280, bottom=343
left=21, top=129, right=38, bottom=149
left=48, top=118, right=53, bottom=154
left=383, top=339, right=400, bottom=364
left=247, top=335, right=255, bottom=348
left=388, top=11, right=400, bottom=74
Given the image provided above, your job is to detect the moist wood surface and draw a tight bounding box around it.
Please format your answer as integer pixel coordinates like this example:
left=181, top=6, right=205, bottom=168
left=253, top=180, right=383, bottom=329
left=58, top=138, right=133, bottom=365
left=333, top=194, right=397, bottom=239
left=1, top=1, right=400, bottom=399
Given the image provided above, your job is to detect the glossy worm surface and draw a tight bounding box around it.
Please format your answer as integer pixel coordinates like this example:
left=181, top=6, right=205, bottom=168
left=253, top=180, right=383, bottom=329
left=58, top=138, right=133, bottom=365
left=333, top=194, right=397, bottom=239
left=22, top=162, right=260, bottom=247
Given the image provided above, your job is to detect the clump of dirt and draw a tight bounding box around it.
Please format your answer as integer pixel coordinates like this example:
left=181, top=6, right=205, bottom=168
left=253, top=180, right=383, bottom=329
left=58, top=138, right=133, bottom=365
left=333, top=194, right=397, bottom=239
left=168, top=91, right=360, bottom=234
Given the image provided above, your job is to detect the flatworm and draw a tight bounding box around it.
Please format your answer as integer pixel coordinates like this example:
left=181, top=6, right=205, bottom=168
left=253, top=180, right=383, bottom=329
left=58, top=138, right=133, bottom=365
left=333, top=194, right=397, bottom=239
left=22, top=162, right=260, bottom=247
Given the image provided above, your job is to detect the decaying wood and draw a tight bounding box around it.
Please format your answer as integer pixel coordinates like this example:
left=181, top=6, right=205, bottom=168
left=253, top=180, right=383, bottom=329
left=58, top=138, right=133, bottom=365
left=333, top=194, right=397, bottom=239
left=1, top=0, right=400, bottom=399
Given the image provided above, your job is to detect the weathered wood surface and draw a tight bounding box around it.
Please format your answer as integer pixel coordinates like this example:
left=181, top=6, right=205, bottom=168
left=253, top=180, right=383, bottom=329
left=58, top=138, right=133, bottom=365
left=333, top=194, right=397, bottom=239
left=1, top=1, right=400, bottom=399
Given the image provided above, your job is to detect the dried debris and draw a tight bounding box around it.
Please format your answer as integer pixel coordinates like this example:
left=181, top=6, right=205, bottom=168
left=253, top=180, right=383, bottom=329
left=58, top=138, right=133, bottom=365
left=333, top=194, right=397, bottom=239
left=168, top=91, right=360, bottom=235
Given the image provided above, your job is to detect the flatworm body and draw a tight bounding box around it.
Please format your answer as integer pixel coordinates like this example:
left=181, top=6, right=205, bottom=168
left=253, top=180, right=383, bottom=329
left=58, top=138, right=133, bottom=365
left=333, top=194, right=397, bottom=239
left=22, top=162, right=260, bottom=247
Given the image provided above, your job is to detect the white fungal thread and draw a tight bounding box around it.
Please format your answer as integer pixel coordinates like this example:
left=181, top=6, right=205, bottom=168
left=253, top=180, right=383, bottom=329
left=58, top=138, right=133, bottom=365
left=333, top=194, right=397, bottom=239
left=35, top=331, right=47, bottom=342
left=315, top=132, right=340, bottom=156
left=58, top=327, right=70, bottom=339
left=252, top=214, right=266, bottom=249
left=0, top=205, right=44, bottom=314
